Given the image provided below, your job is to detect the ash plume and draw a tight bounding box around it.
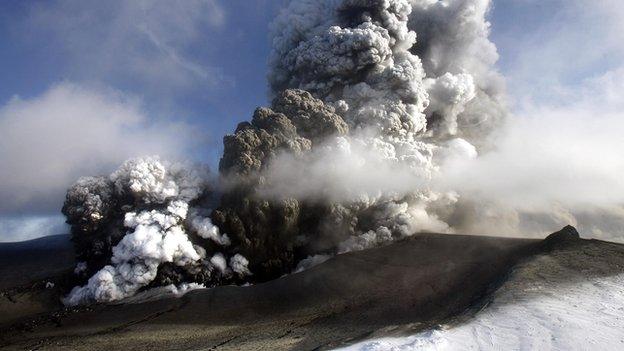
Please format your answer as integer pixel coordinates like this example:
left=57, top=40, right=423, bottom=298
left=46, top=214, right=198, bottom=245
left=212, top=89, right=350, bottom=280
left=63, top=157, right=250, bottom=305
left=269, top=0, right=505, bottom=144
left=62, top=0, right=519, bottom=303
left=263, top=0, right=505, bottom=251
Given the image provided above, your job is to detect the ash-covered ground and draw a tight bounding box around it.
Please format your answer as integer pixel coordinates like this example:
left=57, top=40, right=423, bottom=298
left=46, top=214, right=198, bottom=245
left=1, top=226, right=624, bottom=350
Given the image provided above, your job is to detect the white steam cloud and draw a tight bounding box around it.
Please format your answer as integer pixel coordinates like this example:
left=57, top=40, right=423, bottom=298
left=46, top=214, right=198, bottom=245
left=436, top=68, right=624, bottom=240
left=64, top=157, right=249, bottom=305
left=0, top=82, right=197, bottom=221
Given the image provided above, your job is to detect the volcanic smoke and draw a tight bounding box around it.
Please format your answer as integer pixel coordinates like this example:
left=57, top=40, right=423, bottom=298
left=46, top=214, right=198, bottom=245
left=62, top=0, right=511, bottom=305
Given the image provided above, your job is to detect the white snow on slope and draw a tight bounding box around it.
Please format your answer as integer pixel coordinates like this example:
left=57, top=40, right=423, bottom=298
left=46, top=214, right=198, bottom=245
left=336, top=242, right=624, bottom=350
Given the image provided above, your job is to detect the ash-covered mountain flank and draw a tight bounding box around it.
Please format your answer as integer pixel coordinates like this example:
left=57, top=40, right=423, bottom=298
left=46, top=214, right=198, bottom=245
left=2, top=227, right=624, bottom=350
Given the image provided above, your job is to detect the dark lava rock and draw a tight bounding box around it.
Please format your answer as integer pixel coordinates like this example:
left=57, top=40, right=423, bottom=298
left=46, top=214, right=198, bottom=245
left=542, top=225, right=581, bottom=250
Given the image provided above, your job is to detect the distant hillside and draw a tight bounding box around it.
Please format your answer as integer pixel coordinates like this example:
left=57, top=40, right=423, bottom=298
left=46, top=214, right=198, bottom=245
left=0, top=234, right=73, bottom=290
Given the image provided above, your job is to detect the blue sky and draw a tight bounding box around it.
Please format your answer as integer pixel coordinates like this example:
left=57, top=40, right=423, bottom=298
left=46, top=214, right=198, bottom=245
left=0, top=1, right=287, bottom=165
left=1, top=0, right=623, bottom=241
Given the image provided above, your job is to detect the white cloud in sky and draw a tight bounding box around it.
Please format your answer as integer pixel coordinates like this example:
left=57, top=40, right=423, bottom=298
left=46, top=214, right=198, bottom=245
left=0, top=215, right=68, bottom=242
left=438, top=0, right=624, bottom=240
left=0, top=0, right=228, bottom=242
left=393, top=64, right=624, bottom=241
left=442, top=67, right=624, bottom=209
left=19, top=0, right=229, bottom=95
left=496, top=0, right=624, bottom=214
left=497, top=0, right=624, bottom=107
left=0, top=82, right=201, bottom=219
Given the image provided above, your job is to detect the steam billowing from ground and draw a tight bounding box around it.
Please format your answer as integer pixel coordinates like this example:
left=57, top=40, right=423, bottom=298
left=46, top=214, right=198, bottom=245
left=63, top=157, right=249, bottom=305
left=60, top=0, right=622, bottom=304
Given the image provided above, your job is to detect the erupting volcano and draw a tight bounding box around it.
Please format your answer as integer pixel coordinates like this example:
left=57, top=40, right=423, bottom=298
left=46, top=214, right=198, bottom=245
left=2, top=1, right=624, bottom=350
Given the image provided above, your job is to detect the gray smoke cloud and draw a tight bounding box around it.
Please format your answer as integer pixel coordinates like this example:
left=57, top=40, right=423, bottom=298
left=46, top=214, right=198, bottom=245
left=61, top=0, right=624, bottom=304
left=263, top=0, right=506, bottom=251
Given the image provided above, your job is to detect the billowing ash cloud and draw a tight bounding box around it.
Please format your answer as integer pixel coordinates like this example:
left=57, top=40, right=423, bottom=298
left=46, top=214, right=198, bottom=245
left=410, top=0, right=506, bottom=143
left=260, top=0, right=505, bottom=250
left=269, top=0, right=505, bottom=144
left=62, top=0, right=544, bottom=304
left=63, top=157, right=250, bottom=305
left=212, top=89, right=350, bottom=280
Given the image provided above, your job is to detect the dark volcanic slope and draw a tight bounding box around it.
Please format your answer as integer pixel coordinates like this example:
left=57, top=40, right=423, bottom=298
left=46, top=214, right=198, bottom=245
left=0, top=235, right=73, bottom=290
left=1, top=233, right=543, bottom=350
left=3, top=228, right=621, bottom=351
left=0, top=235, right=74, bottom=329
